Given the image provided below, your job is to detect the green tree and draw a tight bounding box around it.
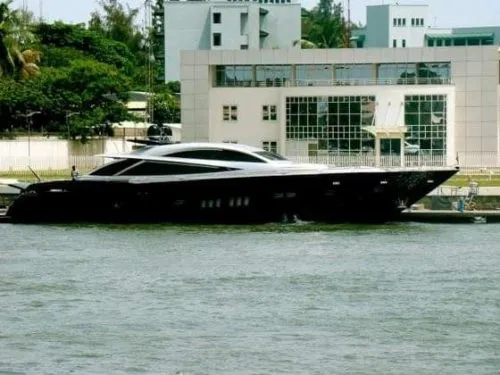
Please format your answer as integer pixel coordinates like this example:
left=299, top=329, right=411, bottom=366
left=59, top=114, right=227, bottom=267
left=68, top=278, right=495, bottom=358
left=34, top=22, right=136, bottom=74
left=301, top=1, right=351, bottom=48
left=149, top=91, right=180, bottom=125
left=89, top=0, right=144, bottom=60
left=0, top=0, right=40, bottom=79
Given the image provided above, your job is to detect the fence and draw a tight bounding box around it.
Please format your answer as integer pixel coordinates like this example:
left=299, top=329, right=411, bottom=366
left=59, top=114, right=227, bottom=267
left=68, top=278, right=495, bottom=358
left=0, top=138, right=499, bottom=177
left=0, top=138, right=131, bottom=176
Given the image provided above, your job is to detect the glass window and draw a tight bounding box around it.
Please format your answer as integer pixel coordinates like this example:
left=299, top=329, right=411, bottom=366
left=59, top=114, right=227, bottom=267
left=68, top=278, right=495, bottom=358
left=393, top=39, right=397, bottom=47
left=405, top=95, right=447, bottom=155
left=89, top=159, right=139, bottom=176
left=411, top=18, right=415, bottom=26
left=263, top=105, right=277, bottom=121
left=402, top=39, right=406, bottom=48
left=255, top=65, right=292, bottom=87
left=402, top=18, right=406, bottom=26
left=223, top=105, right=238, bottom=121
left=285, top=96, right=375, bottom=153
left=393, top=18, right=397, bottom=26
left=213, top=12, right=221, bottom=24
left=296, top=65, right=333, bottom=86
left=261, top=142, right=280, bottom=155
left=213, top=33, right=221, bottom=46
left=168, top=149, right=265, bottom=163
left=335, top=64, right=373, bottom=84
left=121, top=161, right=233, bottom=176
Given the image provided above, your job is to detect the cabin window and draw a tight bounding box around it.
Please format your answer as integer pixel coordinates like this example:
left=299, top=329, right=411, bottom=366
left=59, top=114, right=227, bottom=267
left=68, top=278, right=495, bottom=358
left=120, top=161, right=233, bottom=176
left=168, top=149, right=265, bottom=163
left=89, top=159, right=140, bottom=176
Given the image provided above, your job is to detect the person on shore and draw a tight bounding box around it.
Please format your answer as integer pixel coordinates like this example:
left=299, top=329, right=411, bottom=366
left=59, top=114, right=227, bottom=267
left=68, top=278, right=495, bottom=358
left=71, top=165, right=79, bottom=180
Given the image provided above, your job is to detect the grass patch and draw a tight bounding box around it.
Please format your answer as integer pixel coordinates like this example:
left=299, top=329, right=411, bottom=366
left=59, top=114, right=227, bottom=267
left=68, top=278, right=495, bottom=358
left=446, top=175, right=500, bottom=187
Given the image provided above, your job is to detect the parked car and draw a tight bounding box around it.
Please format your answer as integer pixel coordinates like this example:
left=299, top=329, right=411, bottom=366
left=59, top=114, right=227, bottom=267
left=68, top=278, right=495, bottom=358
left=404, top=141, right=420, bottom=154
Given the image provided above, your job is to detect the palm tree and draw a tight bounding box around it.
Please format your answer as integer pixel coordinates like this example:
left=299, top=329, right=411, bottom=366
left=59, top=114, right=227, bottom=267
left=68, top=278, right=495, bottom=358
left=0, top=0, right=40, bottom=80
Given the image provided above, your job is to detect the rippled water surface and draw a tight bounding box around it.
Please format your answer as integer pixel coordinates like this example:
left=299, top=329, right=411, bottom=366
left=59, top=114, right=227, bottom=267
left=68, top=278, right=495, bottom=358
left=0, top=223, right=499, bottom=375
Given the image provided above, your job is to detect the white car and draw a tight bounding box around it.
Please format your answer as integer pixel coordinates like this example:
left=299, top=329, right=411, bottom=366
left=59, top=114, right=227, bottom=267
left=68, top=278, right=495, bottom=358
left=404, top=141, right=420, bottom=154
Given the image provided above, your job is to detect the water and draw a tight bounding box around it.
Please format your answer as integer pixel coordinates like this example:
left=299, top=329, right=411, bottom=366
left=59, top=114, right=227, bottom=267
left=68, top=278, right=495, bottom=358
left=0, top=223, right=499, bottom=375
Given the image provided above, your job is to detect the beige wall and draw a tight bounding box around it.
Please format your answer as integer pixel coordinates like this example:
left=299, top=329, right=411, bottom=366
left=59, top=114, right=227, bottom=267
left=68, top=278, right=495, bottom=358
left=181, top=46, right=500, bottom=166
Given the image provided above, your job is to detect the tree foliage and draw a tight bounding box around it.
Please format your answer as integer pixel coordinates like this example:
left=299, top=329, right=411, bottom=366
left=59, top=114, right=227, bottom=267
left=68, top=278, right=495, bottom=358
left=0, top=0, right=180, bottom=140
left=301, top=0, right=352, bottom=48
left=0, top=0, right=40, bottom=79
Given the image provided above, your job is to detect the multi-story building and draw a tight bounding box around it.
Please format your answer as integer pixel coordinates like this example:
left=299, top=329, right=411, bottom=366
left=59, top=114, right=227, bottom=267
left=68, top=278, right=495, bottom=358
left=180, top=46, right=500, bottom=166
left=352, top=3, right=500, bottom=49
left=162, top=0, right=301, bottom=81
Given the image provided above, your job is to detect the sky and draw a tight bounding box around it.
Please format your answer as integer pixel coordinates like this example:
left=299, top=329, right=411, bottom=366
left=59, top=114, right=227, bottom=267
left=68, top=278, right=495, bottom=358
left=11, top=0, right=500, bottom=29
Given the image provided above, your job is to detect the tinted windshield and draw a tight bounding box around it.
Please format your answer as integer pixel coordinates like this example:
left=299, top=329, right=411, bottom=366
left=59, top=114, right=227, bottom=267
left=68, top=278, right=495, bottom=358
left=255, top=151, right=288, bottom=161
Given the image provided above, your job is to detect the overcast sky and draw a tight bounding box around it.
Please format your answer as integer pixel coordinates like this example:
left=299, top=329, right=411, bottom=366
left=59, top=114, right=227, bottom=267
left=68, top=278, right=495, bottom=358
left=11, top=0, right=500, bottom=29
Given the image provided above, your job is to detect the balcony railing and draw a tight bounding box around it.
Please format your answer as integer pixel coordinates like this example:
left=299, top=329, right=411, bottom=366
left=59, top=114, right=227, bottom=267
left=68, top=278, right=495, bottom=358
left=214, top=77, right=453, bottom=88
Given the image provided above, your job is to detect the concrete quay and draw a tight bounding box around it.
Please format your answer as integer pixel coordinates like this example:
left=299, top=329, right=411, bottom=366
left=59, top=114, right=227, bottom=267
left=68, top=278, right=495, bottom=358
left=399, top=209, right=500, bottom=224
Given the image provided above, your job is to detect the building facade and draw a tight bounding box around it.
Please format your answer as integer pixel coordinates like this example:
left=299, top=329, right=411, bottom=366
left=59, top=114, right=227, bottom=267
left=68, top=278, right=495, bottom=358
left=180, top=46, right=500, bottom=166
left=163, top=0, right=301, bottom=81
left=352, top=3, right=500, bottom=49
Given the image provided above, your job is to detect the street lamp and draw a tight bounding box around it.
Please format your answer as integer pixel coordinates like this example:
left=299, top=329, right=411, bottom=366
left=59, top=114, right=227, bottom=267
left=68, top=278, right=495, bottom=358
left=66, top=111, right=80, bottom=140
left=18, top=110, right=41, bottom=165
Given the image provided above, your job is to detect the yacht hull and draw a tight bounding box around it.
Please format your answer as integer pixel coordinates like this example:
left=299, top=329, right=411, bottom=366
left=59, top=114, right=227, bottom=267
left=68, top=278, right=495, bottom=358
left=6, top=168, right=458, bottom=224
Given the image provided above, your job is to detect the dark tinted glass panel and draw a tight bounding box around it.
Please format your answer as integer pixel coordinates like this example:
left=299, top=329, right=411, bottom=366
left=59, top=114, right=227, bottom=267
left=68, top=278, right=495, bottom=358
left=285, top=95, right=376, bottom=153
left=168, top=149, right=265, bottom=163
left=255, top=65, right=291, bottom=87
left=89, top=159, right=139, bottom=176
left=121, top=162, right=232, bottom=176
left=255, top=151, right=287, bottom=160
left=214, top=65, right=252, bottom=87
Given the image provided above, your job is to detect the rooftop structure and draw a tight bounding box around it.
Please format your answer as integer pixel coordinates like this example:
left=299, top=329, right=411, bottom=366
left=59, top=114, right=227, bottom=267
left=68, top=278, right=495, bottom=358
left=352, top=3, right=500, bottom=48
left=160, top=0, right=301, bottom=81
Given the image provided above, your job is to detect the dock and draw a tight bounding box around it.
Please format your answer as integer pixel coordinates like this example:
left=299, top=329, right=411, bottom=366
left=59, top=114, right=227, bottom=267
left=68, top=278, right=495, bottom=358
left=399, top=209, right=500, bottom=224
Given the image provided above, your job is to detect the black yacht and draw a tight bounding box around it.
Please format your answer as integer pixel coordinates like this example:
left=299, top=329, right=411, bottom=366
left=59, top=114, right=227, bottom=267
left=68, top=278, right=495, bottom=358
left=6, top=142, right=458, bottom=224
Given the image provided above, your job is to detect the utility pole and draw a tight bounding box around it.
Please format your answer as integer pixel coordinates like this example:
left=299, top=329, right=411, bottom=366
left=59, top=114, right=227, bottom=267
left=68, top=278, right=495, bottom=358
left=144, top=0, right=154, bottom=125
left=39, top=0, right=43, bottom=23
left=345, top=0, right=351, bottom=48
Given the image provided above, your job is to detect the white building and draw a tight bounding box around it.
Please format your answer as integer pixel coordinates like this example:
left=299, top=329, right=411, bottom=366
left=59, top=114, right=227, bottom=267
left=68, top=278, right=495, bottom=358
left=353, top=3, right=500, bottom=49
left=163, top=0, right=301, bottom=81
left=180, top=46, right=500, bottom=167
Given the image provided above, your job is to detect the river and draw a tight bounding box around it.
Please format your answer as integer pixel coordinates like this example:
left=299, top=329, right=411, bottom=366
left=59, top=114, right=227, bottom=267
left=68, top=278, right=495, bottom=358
left=0, top=222, right=499, bottom=375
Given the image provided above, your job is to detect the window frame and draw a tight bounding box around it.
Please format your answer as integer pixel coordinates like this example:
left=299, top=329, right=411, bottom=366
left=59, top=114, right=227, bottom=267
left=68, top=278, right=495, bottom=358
left=262, top=105, right=277, bottom=121
left=213, top=32, right=221, bottom=46
left=223, top=105, right=238, bottom=121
